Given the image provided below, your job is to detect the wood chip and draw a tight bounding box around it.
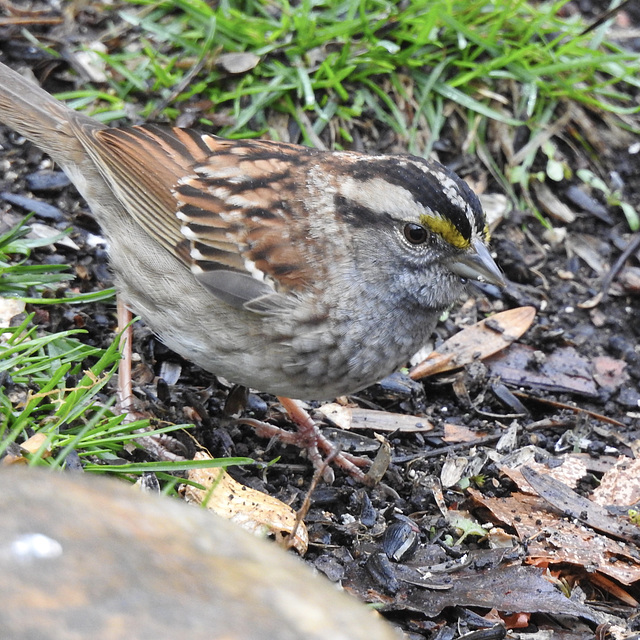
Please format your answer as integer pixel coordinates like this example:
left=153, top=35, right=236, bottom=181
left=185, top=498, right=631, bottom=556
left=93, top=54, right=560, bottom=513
left=318, top=403, right=434, bottom=432
left=217, top=52, right=260, bottom=74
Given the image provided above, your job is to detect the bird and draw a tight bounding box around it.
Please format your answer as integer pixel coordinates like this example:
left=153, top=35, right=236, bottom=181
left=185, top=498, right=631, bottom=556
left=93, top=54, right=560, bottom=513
left=0, top=60, right=504, bottom=479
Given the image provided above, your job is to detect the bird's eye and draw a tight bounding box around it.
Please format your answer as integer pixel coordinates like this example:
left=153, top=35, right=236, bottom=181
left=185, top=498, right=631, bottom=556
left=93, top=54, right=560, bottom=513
left=403, top=223, right=428, bottom=245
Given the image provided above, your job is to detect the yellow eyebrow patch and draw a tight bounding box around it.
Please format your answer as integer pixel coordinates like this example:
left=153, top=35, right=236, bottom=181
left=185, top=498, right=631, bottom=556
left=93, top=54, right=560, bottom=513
left=419, top=214, right=470, bottom=249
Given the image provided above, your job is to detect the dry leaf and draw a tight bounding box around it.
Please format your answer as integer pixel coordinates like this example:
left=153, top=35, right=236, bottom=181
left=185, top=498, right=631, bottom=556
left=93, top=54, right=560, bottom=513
left=410, top=306, right=536, bottom=380
left=486, top=344, right=598, bottom=397
left=0, top=453, right=28, bottom=466
left=469, top=489, right=640, bottom=586
left=499, top=453, right=589, bottom=493
left=182, top=452, right=308, bottom=554
left=592, top=356, right=629, bottom=391
left=521, top=466, right=640, bottom=545
left=531, top=182, right=576, bottom=223
left=566, top=233, right=610, bottom=276
left=617, top=266, right=640, bottom=293
left=29, top=222, right=79, bottom=250
left=593, top=457, right=640, bottom=507
left=440, top=456, right=468, bottom=488
left=346, top=558, right=596, bottom=621
left=443, top=422, right=488, bottom=443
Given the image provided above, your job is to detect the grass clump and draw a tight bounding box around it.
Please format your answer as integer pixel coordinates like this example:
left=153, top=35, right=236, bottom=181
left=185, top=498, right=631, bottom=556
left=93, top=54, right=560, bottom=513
left=0, top=218, right=251, bottom=488
left=55, top=0, right=639, bottom=226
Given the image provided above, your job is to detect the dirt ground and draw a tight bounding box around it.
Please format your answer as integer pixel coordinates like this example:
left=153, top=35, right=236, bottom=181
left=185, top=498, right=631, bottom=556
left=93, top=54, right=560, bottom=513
left=1, top=2, right=639, bottom=638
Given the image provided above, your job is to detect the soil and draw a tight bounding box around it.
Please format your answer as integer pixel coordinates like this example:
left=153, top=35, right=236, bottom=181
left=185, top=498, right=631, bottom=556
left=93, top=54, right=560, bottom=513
left=0, top=2, right=639, bottom=638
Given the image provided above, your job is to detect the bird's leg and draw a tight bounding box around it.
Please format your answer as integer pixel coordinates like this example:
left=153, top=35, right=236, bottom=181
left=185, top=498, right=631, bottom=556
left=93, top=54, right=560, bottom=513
left=116, top=298, right=134, bottom=413
left=117, top=307, right=371, bottom=481
left=240, top=396, right=373, bottom=483
left=115, top=300, right=185, bottom=461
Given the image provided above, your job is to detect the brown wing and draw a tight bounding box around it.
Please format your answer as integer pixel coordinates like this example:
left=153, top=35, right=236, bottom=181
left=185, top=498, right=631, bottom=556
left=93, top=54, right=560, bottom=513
left=85, top=125, right=212, bottom=263
left=81, top=125, right=327, bottom=311
left=175, top=136, right=324, bottom=291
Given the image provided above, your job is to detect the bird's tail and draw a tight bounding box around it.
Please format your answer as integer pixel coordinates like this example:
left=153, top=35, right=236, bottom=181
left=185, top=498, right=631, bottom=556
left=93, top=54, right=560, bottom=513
left=0, top=61, right=103, bottom=168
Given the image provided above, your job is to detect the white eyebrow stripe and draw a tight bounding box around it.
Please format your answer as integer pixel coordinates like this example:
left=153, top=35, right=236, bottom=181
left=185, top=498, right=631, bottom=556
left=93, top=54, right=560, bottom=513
left=336, top=176, right=433, bottom=221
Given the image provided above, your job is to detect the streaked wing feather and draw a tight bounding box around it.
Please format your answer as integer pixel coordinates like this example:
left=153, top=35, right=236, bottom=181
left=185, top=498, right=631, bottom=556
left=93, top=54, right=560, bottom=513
left=82, top=125, right=323, bottom=308
left=84, top=125, right=210, bottom=255
left=176, top=137, right=324, bottom=298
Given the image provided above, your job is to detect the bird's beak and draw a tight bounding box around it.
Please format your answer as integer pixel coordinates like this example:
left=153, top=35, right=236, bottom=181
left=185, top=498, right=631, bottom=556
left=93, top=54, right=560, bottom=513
left=449, top=238, right=505, bottom=287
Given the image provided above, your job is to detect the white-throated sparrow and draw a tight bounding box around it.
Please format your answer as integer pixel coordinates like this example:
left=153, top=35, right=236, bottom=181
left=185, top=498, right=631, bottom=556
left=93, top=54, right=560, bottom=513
left=0, top=61, right=504, bottom=476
